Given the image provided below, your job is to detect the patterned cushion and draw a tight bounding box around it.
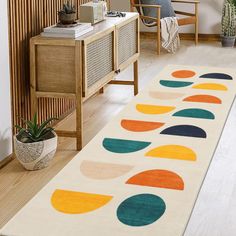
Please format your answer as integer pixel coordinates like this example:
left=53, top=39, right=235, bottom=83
left=140, top=0, right=176, bottom=20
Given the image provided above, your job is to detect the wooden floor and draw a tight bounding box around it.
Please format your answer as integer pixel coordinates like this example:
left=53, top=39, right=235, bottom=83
left=1, top=39, right=236, bottom=235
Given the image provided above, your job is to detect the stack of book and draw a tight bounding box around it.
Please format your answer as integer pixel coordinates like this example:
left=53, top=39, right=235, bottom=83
left=41, top=23, right=93, bottom=38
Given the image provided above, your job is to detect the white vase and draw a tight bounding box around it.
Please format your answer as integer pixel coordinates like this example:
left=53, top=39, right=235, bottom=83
left=14, top=132, right=58, bottom=171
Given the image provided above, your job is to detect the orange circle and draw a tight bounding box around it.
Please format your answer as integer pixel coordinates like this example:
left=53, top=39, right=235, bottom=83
left=172, top=70, right=196, bottom=78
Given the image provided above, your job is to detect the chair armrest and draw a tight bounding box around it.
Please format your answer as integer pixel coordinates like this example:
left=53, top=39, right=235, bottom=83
left=131, top=3, right=162, bottom=23
left=132, top=4, right=161, bottom=8
left=172, top=0, right=199, bottom=4
left=140, top=15, right=159, bottom=22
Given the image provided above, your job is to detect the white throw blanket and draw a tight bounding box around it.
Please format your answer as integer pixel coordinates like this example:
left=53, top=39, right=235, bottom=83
left=161, top=17, right=180, bottom=53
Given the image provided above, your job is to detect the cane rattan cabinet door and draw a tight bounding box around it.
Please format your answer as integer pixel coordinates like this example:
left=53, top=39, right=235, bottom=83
left=83, top=28, right=115, bottom=97
left=116, top=16, right=139, bottom=70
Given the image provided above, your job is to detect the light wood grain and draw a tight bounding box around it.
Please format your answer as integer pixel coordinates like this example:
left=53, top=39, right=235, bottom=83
left=36, top=92, right=76, bottom=99
left=178, top=16, right=196, bottom=26
left=195, top=2, right=199, bottom=45
left=75, top=41, right=83, bottom=150
left=108, top=80, right=134, bottom=85
left=133, top=60, right=139, bottom=96
left=157, top=7, right=161, bottom=55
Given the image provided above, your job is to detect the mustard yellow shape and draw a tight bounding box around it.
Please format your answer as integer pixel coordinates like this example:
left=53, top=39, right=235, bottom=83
left=136, top=104, right=175, bottom=115
left=51, top=190, right=113, bottom=214
left=146, top=145, right=196, bottom=161
left=192, top=83, right=228, bottom=91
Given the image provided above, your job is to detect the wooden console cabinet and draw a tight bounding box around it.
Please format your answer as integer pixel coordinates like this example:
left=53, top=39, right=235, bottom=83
left=30, top=12, right=140, bottom=150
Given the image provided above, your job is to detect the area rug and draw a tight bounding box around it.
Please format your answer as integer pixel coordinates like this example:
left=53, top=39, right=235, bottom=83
left=1, top=65, right=236, bottom=236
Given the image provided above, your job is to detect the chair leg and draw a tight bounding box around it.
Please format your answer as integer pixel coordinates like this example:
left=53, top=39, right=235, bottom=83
left=195, top=28, right=198, bottom=44
left=195, top=22, right=199, bottom=45
left=157, top=25, right=161, bottom=55
left=157, top=8, right=161, bottom=55
left=195, top=4, right=199, bottom=45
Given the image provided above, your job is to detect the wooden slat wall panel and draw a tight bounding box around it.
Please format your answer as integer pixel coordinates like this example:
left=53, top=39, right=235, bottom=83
left=8, top=0, right=110, bottom=129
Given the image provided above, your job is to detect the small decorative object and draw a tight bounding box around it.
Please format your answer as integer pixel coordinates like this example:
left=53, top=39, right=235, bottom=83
left=14, top=113, right=58, bottom=171
left=106, top=11, right=126, bottom=18
left=58, top=0, right=77, bottom=25
left=221, top=0, right=236, bottom=47
left=80, top=1, right=107, bottom=25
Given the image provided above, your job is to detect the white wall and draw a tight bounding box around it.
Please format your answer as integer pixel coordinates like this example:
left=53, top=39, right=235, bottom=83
left=0, top=0, right=13, bottom=162
left=111, top=0, right=224, bottom=34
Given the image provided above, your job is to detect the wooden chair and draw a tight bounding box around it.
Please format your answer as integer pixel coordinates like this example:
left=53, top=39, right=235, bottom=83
left=130, top=0, right=200, bottom=54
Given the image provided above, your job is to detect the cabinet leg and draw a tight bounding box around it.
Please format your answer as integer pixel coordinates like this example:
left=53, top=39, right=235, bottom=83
left=75, top=41, right=83, bottom=151
left=134, top=60, right=139, bottom=96
left=99, top=87, right=104, bottom=94
left=76, top=99, right=83, bottom=151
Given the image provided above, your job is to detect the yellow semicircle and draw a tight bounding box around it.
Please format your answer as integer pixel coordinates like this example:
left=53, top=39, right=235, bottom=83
left=146, top=145, right=196, bottom=161
left=192, top=83, right=227, bottom=91
left=51, top=190, right=113, bottom=214
left=136, top=104, right=175, bottom=115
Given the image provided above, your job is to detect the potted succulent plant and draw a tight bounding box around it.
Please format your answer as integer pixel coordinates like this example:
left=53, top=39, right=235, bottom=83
left=221, top=0, right=236, bottom=47
left=15, top=113, right=58, bottom=171
left=58, top=0, right=77, bottom=25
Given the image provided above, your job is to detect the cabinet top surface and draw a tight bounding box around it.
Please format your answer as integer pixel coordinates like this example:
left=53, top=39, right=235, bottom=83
left=77, top=12, right=138, bottom=40
left=32, top=12, right=139, bottom=44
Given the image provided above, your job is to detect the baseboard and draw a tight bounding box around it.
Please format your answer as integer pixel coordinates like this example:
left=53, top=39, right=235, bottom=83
left=180, top=33, right=220, bottom=41
left=141, top=32, right=221, bottom=42
left=0, top=154, right=14, bottom=169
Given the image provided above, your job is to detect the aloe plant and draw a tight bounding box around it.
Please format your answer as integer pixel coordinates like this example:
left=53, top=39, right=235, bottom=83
left=16, top=113, right=58, bottom=143
left=222, top=0, right=236, bottom=37
left=59, top=0, right=76, bottom=14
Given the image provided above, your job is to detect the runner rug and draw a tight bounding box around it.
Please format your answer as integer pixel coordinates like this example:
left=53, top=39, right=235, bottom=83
left=1, top=65, right=236, bottom=236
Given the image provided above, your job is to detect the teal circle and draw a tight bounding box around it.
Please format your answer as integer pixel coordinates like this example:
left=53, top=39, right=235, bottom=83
left=117, top=194, right=166, bottom=227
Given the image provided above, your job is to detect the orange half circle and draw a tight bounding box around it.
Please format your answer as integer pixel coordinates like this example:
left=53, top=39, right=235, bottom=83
left=172, top=70, right=196, bottom=78
left=146, top=145, right=196, bottom=161
left=121, top=119, right=165, bottom=132
left=136, top=104, right=175, bottom=115
left=126, top=169, right=184, bottom=190
left=192, top=83, right=227, bottom=91
left=183, top=95, right=222, bottom=104
left=51, top=190, right=113, bottom=214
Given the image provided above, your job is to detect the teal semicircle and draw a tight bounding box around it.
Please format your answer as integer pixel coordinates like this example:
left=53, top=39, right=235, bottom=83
left=173, top=108, right=215, bottom=120
left=200, top=73, right=232, bottom=80
left=117, top=194, right=166, bottom=226
left=160, top=80, right=193, bottom=88
left=103, top=138, right=151, bottom=154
